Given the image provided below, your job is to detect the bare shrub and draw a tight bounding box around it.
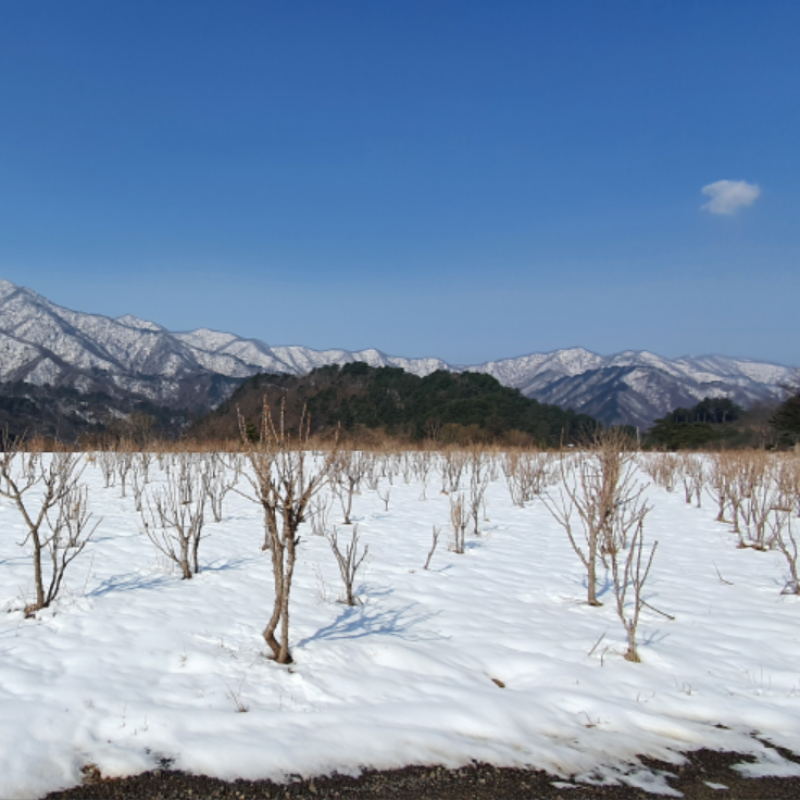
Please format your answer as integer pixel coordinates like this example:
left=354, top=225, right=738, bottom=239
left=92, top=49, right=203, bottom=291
left=774, top=511, right=800, bottom=594
left=332, top=450, right=367, bottom=525
left=136, top=451, right=154, bottom=484
left=97, top=451, right=116, bottom=488
left=721, top=452, right=785, bottom=550
left=362, top=453, right=381, bottom=491
left=326, top=524, right=368, bottom=605
left=412, top=449, right=434, bottom=500
left=467, top=448, right=490, bottom=536
left=602, top=488, right=655, bottom=662
left=384, top=451, right=401, bottom=485
left=639, top=452, right=680, bottom=492
left=141, top=457, right=206, bottom=579
left=201, top=452, right=237, bottom=523
left=116, top=449, right=134, bottom=498
left=789, top=456, right=800, bottom=518
left=706, top=452, right=738, bottom=524
left=449, top=492, right=468, bottom=554
left=740, top=458, right=781, bottom=550
left=678, top=453, right=705, bottom=507
left=130, top=459, right=146, bottom=512
left=400, top=451, right=414, bottom=484
left=727, top=452, right=763, bottom=539
left=441, top=448, right=467, bottom=494
left=424, top=526, right=441, bottom=570
left=309, top=494, right=333, bottom=537
left=542, top=428, right=639, bottom=607
left=503, top=449, right=557, bottom=506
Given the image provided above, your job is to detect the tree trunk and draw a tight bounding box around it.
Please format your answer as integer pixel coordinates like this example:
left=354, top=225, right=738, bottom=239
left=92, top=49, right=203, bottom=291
left=587, top=551, right=602, bottom=606
left=278, top=536, right=296, bottom=664
left=624, top=626, right=640, bottom=662
left=31, top=534, right=45, bottom=611
left=263, top=533, right=286, bottom=661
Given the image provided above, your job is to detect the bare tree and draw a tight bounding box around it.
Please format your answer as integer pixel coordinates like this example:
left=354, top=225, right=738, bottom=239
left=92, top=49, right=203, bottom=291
left=0, top=436, right=99, bottom=614
left=238, top=399, right=338, bottom=664
left=326, top=524, right=368, bottom=605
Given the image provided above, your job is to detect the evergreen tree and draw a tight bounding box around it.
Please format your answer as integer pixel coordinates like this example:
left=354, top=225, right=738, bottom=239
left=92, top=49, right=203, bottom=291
left=771, top=384, right=800, bottom=446
left=646, top=397, right=744, bottom=450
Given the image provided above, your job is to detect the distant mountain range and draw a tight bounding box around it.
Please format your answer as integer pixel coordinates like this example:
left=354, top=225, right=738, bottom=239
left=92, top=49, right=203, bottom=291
left=0, top=279, right=794, bottom=429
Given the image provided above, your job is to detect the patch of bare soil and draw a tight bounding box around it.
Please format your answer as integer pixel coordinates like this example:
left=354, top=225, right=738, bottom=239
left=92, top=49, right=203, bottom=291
left=41, top=747, right=800, bottom=800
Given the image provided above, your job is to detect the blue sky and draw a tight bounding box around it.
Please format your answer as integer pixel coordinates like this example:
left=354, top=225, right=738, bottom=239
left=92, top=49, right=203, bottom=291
left=1, top=1, right=798, bottom=366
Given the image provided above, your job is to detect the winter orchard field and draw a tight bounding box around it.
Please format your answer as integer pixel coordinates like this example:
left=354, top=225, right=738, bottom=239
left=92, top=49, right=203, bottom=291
left=1, top=443, right=800, bottom=799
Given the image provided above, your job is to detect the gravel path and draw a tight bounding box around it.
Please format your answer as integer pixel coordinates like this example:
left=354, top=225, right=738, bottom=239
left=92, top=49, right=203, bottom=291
left=41, top=749, right=800, bottom=800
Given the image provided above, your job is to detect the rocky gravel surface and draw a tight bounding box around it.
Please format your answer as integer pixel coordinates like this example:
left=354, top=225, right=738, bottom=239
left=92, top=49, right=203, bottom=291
left=41, top=749, right=800, bottom=800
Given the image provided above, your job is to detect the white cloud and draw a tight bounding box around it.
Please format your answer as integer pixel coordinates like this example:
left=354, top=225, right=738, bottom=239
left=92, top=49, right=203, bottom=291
left=701, top=180, right=761, bottom=215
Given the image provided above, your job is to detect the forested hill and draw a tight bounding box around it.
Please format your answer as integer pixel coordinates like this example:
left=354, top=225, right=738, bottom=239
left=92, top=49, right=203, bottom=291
left=189, top=363, right=599, bottom=446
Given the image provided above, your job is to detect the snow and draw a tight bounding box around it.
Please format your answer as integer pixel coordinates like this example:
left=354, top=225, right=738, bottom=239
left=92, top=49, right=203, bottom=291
left=2, top=453, right=800, bottom=798
left=474, top=348, right=605, bottom=388
left=25, top=357, right=62, bottom=386
left=115, top=314, right=164, bottom=332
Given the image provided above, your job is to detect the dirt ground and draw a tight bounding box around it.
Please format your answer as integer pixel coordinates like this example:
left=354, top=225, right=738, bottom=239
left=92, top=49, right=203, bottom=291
left=42, top=747, right=800, bottom=800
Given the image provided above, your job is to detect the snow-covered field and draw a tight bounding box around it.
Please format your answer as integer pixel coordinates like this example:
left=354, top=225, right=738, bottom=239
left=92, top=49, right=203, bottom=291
left=2, top=451, right=800, bottom=799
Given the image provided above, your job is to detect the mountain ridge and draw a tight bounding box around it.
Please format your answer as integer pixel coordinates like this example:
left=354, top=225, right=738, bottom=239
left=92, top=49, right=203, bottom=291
left=0, top=279, right=793, bottom=428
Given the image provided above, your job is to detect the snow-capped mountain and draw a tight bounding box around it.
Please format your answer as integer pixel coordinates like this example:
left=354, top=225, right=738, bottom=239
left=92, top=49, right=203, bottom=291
left=470, top=349, right=795, bottom=427
left=0, top=279, right=794, bottom=427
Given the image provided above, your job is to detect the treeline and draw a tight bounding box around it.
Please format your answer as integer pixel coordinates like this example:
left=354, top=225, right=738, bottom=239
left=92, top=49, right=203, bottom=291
left=645, top=391, right=799, bottom=450
left=7, top=364, right=796, bottom=451
left=188, top=363, right=599, bottom=447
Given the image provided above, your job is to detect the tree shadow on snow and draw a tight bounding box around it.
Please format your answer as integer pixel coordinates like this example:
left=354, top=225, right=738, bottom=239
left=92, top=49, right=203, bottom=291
left=0, top=553, right=28, bottom=569
left=297, top=602, right=442, bottom=648
left=201, top=556, right=255, bottom=573
left=578, top=571, right=612, bottom=601
left=642, top=628, right=669, bottom=647
left=88, top=571, right=174, bottom=597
